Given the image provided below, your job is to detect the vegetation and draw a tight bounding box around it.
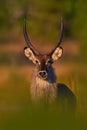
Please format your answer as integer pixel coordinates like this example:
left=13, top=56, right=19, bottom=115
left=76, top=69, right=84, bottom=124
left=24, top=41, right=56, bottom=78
left=0, top=0, right=87, bottom=129
left=0, top=0, right=87, bottom=58
left=0, top=68, right=87, bottom=130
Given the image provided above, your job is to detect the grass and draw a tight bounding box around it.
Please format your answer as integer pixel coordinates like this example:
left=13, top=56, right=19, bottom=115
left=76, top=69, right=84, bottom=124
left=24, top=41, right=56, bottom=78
left=0, top=64, right=87, bottom=130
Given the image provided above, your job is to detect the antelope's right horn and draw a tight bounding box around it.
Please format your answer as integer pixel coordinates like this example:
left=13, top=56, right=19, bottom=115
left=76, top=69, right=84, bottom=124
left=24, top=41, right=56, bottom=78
left=23, top=18, right=40, bottom=55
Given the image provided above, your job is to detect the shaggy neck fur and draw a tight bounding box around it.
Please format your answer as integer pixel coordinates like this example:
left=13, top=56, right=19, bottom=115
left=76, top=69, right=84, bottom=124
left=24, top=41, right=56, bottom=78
left=30, top=66, right=57, bottom=102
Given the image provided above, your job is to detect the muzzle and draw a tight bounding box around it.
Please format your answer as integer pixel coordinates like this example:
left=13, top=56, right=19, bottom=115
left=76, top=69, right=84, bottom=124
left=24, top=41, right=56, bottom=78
left=38, top=70, right=47, bottom=79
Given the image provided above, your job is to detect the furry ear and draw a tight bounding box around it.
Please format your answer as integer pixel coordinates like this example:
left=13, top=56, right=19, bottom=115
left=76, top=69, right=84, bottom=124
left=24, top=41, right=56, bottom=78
left=51, top=47, right=63, bottom=62
left=24, top=47, right=38, bottom=64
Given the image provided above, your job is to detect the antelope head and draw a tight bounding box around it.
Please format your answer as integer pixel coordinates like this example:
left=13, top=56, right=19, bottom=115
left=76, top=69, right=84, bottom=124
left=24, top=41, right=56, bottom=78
left=24, top=18, right=64, bottom=80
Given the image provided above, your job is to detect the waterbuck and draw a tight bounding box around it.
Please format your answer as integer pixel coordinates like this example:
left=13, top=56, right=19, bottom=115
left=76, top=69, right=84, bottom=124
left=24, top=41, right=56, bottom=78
left=23, top=18, right=76, bottom=109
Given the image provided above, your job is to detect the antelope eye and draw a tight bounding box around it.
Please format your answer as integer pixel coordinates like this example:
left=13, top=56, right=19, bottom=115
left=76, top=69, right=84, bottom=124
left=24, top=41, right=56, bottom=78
left=35, top=60, right=39, bottom=64
left=47, top=59, right=52, bottom=64
left=35, top=60, right=40, bottom=65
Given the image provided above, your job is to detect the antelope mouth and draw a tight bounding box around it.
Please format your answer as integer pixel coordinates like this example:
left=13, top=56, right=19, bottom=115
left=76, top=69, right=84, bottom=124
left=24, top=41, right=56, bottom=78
left=41, top=75, right=47, bottom=80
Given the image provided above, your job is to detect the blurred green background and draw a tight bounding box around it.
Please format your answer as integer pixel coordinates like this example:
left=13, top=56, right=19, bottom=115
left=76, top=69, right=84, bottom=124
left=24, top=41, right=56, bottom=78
left=0, top=0, right=87, bottom=130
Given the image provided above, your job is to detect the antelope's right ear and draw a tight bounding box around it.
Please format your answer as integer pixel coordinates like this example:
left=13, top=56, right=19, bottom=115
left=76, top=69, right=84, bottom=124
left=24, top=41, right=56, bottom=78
left=24, top=47, right=37, bottom=64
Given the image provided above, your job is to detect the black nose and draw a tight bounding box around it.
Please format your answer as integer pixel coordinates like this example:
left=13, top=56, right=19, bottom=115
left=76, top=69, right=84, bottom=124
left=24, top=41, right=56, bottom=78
left=38, top=71, right=47, bottom=79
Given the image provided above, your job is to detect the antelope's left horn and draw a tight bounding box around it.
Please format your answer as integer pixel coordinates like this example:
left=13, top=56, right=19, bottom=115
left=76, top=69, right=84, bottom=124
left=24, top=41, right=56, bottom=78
left=50, top=17, right=64, bottom=55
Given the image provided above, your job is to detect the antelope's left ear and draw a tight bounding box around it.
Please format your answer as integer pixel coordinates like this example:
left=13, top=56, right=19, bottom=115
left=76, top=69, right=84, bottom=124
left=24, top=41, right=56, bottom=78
left=51, top=47, right=63, bottom=62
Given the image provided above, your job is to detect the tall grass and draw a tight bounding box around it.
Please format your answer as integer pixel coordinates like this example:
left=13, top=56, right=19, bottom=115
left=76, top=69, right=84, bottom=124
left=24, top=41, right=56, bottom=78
left=0, top=66, right=87, bottom=130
